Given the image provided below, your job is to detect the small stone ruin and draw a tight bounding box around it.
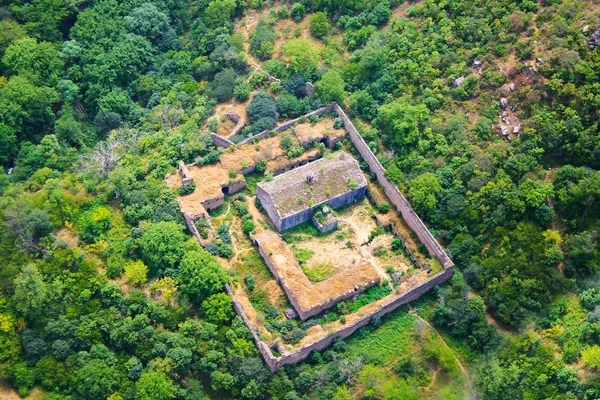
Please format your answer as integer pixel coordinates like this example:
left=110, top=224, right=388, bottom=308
left=178, top=160, right=193, bottom=187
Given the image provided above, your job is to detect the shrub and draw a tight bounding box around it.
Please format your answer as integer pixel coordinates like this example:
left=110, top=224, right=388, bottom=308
left=244, top=274, right=256, bottom=291
left=243, top=220, right=255, bottom=234
left=287, top=146, right=304, bottom=158
left=378, top=201, right=390, bottom=213
left=368, top=226, right=384, bottom=243
left=333, top=117, right=343, bottom=129
left=391, top=238, right=403, bottom=251
left=280, top=135, right=293, bottom=150
left=205, top=242, right=219, bottom=255
left=178, top=182, right=196, bottom=195
left=290, top=3, right=305, bottom=21
left=309, top=12, right=330, bottom=39
left=218, top=243, right=233, bottom=258
left=346, top=178, right=358, bottom=190
left=234, top=82, right=251, bottom=101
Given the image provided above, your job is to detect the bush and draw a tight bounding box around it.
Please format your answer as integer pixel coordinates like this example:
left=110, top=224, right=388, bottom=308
left=287, top=146, right=304, bottom=158
left=234, top=82, right=251, bottom=101
left=218, top=243, right=233, bottom=258
left=205, top=242, right=219, bottom=255
left=333, top=117, right=343, bottom=129
left=244, top=274, right=256, bottom=291
left=290, top=3, right=305, bottom=21
left=242, top=220, right=255, bottom=234
left=378, top=201, right=390, bottom=213
left=209, top=68, right=237, bottom=102
left=178, top=182, right=196, bottom=195
left=391, top=238, right=403, bottom=251
left=309, top=12, right=330, bottom=39
left=280, top=135, right=293, bottom=150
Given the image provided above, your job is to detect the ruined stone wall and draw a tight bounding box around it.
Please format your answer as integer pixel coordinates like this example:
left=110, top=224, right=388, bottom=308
left=201, top=196, right=224, bottom=210
left=237, top=104, right=336, bottom=147
left=267, top=265, right=454, bottom=370
left=224, top=180, right=246, bottom=195
left=211, top=133, right=235, bottom=149
left=237, top=129, right=271, bottom=146
left=269, top=153, right=321, bottom=176
left=178, top=161, right=194, bottom=187
left=231, top=264, right=454, bottom=372
left=333, top=104, right=454, bottom=268
left=251, top=233, right=377, bottom=321
left=312, top=214, right=338, bottom=233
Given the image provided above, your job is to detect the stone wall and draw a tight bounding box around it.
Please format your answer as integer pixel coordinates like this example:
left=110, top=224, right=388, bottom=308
left=268, top=153, right=321, bottom=176
left=237, top=129, right=271, bottom=146
left=251, top=233, right=377, bottom=321
left=201, top=195, right=224, bottom=210
left=224, top=179, right=246, bottom=195
left=267, top=265, right=454, bottom=370
left=237, top=104, right=336, bottom=147
left=333, top=104, right=454, bottom=269
left=312, top=214, right=338, bottom=233
left=178, top=160, right=194, bottom=187
left=201, top=104, right=455, bottom=372
left=211, top=132, right=235, bottom=149
left=231, top=265, right=454, bottom=372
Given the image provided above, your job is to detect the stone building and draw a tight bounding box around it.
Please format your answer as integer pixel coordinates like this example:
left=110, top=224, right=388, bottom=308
left=257, top=152, right=367, bottom=231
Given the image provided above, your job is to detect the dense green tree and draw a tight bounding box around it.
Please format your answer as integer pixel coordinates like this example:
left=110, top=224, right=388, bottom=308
left=407, top=172, right=442, bottom=214
left=137, top=221, right=187, bottom=275
left=309, top=12, right=330, bottom=39
left=0, top=76, right=58, bottom=142
left=135, top=370, right=178, bottom=400
left=314, top=70, right=345, bottom=104
left=178, top=250, right=227, bottom=304
left=208, top=68, right=237, bottom=102
left=2, top=37, right=63, bottom=86
left=201, top=292, right=234, bottom=324
left=282, top=39, right=318, bottom=77
left=250, top=20, right=275, bottom=60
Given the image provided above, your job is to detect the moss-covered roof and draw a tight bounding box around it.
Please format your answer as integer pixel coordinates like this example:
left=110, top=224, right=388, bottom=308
left=258, top=152, right=367, bottom=219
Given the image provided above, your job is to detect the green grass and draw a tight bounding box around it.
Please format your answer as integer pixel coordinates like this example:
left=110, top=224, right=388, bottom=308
left=293, top=247, right=314, bottom=264
left=302, top=262, right=337, bottom=282
left=345, top=309, right=415, bottom=366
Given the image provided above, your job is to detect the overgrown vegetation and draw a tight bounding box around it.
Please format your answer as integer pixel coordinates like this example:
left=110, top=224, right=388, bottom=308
left=1, top=0, right=600, bottom=397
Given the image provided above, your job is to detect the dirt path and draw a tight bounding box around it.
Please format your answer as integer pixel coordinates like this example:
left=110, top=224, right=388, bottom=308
left=338, top=217, right=393, bottom=288
left=425, top=368, right=441, bottom=391
left=409, top=309, right=476, bottom=400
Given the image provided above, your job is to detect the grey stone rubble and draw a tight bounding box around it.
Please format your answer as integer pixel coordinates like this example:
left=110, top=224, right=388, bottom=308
left=589, top=28, right=600, bottom=49
left=453, top=76, right=466, bottom=87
